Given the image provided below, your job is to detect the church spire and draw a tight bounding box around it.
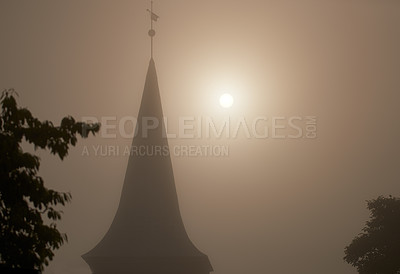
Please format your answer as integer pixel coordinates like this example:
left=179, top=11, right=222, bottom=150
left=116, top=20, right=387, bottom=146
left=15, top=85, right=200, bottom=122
left=82, top=58, right=213, bottom=274
left=82, top=4, right=212, bottom=274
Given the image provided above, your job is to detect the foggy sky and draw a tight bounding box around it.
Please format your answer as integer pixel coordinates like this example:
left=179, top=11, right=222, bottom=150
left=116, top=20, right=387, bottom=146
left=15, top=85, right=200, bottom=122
left=1, top=0, right=400, bottom=273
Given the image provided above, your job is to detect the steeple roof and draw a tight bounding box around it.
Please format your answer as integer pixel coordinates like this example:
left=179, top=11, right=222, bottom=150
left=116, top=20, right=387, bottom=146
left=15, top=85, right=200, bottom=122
left=82, top=59, right=213, bottom=273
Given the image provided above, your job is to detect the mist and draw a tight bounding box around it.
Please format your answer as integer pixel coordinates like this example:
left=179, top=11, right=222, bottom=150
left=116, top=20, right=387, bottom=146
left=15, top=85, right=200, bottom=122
left=1, top=0, right=400, bottom=273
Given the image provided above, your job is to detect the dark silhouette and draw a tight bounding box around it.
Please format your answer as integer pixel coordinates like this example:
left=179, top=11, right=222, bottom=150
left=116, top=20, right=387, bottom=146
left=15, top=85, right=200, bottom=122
left=344, top=196, right=400, bottom=273
left=83, top=3, right=212, bottom=273
left=82, top=58, right=212, bottom=274
left=0, top=89, right=100, bottom=272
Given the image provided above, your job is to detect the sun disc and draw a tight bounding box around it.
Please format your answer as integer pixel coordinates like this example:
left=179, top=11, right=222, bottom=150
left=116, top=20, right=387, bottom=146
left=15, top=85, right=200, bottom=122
left=219, top=93, right=234, bottom=108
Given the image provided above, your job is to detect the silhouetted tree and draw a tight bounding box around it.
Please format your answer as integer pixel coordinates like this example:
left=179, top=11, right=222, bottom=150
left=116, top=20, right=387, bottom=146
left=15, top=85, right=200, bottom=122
left=344, top=196, right=400, bottom=274
left=0, top=89, right=100, bottom=271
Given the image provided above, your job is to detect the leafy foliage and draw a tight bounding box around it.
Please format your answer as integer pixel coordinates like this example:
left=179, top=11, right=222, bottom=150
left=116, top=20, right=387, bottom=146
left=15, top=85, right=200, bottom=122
left=0, top=89, right=100, bottom=271
left=344, top=196, right=400, bottom=274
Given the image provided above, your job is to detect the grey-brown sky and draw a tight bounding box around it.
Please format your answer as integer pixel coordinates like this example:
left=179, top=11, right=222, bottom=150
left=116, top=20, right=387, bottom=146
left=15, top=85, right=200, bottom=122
left=1, top=0, right=400, bottom=273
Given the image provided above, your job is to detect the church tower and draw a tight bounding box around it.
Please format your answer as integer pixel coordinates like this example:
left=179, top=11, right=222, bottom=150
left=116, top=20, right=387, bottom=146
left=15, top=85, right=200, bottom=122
left=82, top=3, right=213, bottom=274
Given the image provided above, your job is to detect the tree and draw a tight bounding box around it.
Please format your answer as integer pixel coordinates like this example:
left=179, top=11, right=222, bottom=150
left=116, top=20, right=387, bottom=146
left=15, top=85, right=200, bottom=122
left=344, top=196, right=400, bottom=274
left=0, top=89, right=100, bottom=271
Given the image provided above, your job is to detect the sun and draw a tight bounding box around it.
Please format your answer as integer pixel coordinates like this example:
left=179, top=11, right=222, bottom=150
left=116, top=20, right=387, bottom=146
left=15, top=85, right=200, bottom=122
left=219, top=93, right=234, bottom=108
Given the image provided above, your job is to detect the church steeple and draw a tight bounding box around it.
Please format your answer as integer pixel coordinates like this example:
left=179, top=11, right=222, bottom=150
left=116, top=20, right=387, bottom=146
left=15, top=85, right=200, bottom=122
left=82, top=4, right=212, bottom=274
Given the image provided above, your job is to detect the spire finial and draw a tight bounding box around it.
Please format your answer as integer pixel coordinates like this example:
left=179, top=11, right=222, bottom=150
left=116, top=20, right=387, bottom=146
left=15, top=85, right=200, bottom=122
left=147, top=1, right=159, bottom=59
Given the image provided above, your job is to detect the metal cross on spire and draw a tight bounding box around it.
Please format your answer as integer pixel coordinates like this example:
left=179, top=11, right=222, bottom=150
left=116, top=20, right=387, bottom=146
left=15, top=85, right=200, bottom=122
left=147, top=1, right=159, bottom=59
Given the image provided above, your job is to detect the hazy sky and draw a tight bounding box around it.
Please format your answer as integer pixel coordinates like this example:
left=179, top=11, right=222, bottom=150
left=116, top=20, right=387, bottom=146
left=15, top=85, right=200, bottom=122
left=1, top=0, right=400, bottom=273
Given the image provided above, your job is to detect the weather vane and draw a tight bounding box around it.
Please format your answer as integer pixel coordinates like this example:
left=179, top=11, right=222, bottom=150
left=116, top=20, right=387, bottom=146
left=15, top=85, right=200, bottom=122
left=147, top=1, right=160, bottom=59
